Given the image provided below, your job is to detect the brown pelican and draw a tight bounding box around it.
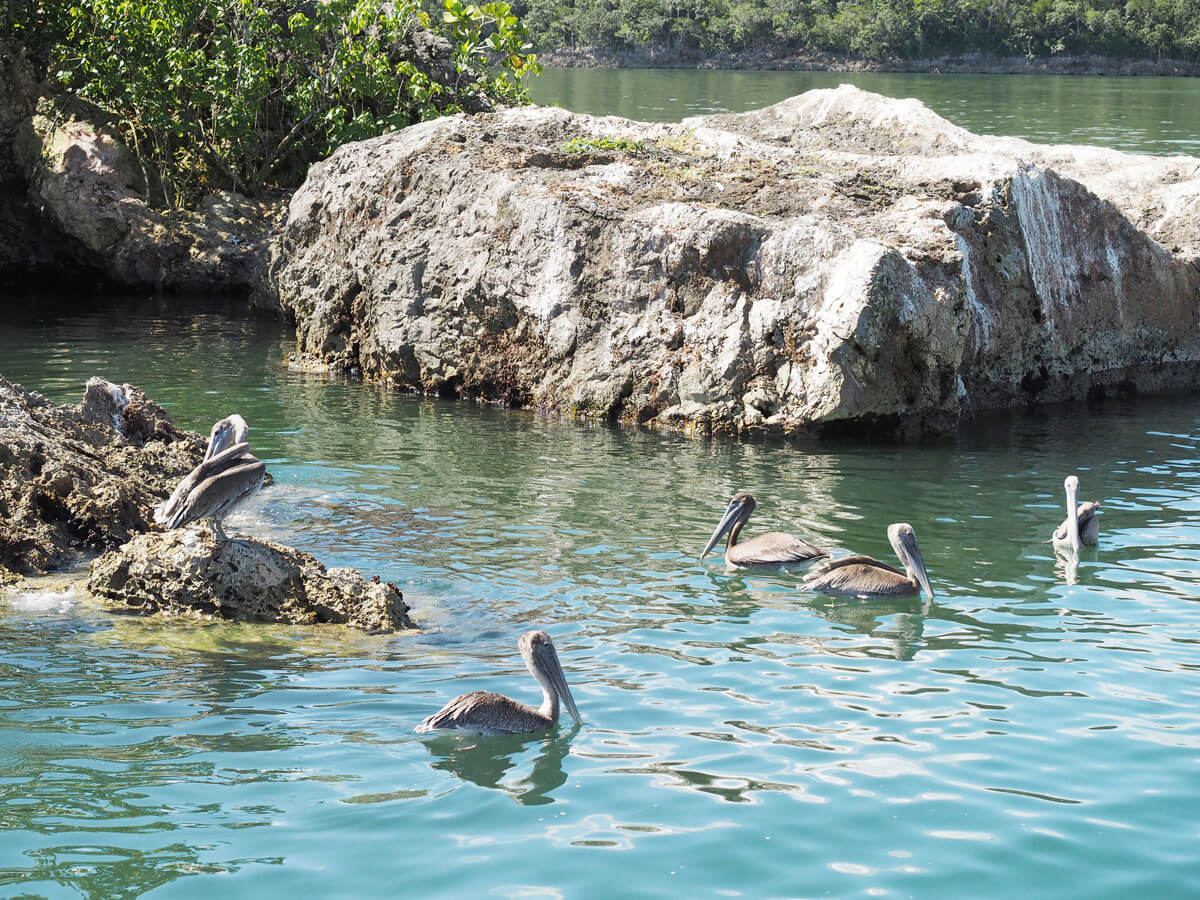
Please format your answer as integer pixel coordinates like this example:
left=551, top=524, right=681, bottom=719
left=701, top=491, right=825, bottom=567
left=802, top=523, right=934, bottom=598
left=1051, top=475, right=1100, bottom=551
left=153, top=415, right=266, bottom=541
left=415, top=631, right=581, bottom=736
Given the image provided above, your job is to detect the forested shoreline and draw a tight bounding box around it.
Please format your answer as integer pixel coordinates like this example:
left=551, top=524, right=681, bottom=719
left=516, top=0, right=1200, bottom=66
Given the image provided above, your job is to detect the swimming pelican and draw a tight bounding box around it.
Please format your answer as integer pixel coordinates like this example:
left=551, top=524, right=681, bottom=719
left=153, top=415, right=266, bottom=541
left=415, top=631, right=581, bottom=736
left=802, top=523, right=934, bottom=598
left=700, top=491, right=825, bottom=567
left=1050, top=475, right=1100, bottom=551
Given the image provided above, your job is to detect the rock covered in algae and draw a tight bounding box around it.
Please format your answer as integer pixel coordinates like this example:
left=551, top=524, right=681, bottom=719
left=0, top=375, right=204, bottom=578
left=87, top=529, right=414, bottom=633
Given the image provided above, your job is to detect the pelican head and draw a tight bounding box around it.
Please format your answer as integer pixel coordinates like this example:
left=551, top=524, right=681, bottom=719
left=701, top=491, right=757, bottom=559
left=204, top=414, right=250, bottom=461
left=519, top=630, right=581, bottom=725
left=887, top=522, right=934, bottom=598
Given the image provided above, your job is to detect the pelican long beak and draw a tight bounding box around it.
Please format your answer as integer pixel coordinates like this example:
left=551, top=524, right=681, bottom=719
left=902, top=534, right=935, bottom=599
left=1065, top=479, right=1081, bottom=552
left=701, top=500, right=743, bottom=559
left=546, top=651, right=581, bottom=724
left=205, top=421, right=235, bottom=461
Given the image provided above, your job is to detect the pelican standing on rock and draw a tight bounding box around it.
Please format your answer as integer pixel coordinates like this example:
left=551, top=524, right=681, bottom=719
left=701, top=491, right=826, bottom=567
left=415, top=631, right=581, bottom=736
left=802, top=523, right=934, bottom=598
left=1051, top=475, right=1100, bottom=551
left=154, top=415, right=266, bottom=542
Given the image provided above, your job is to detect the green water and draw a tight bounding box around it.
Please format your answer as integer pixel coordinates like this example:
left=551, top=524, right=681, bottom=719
left=530, top=68, right=1200, bottom=155
left=2, top=296, right=1199, bottom=898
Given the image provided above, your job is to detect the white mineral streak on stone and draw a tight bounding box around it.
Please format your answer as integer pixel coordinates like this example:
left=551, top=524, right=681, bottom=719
left=955, top=232, right=992, bottom=353
left=1105, top=239, right=1125, bottom=318
left=1011, top=166, right=1074, bottom=332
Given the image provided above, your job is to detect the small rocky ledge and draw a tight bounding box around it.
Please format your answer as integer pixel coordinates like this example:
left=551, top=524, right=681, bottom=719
left=1, top=38, right=278, bottom=290
left=2, top=375, right=415, bottom=632
left=88, top=530, right=413, bottom=633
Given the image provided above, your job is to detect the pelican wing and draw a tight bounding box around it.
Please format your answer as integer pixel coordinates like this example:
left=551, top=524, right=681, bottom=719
left=727, top=531, right=825, bottom=566
left=1052, top=500, right=1101, bottom=545
left=1077, top=501, right=1100, bottom=544
left=802, top=554, right=917, bottom=597
left=415, top=690, right=549, bottom=735
left=163, top=453, right=266, bottom=530
left=155, top=442, right=255, bottom=525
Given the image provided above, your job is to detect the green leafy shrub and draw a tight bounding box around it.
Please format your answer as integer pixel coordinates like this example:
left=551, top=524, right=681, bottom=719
left=26, top=0, right=539, bottom=206
left=558, top=135, right=646, bottom=153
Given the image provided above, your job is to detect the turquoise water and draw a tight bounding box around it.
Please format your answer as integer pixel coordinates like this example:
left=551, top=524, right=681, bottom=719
left=1, top=298, right=1199, bottom=897
left=530, top=68, right=1200, bottom=155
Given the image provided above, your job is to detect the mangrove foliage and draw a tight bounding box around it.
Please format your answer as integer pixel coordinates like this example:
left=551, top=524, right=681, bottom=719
left=6, top=0, right=539, bottom=206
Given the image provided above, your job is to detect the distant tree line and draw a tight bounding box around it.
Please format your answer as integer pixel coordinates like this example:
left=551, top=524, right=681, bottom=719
left=514, top=0, right=1200, bottom=61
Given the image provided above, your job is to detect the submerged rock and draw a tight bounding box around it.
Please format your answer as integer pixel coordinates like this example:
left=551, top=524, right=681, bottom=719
left=259, top=85, right=1200, bottom=437
left=0, top=376, right=203, bottom=577
left=87, top=530, right=414, bottom=633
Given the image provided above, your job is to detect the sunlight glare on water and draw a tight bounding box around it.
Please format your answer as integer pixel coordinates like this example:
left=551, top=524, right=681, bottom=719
left=1, top=290, right=1198, bottom=899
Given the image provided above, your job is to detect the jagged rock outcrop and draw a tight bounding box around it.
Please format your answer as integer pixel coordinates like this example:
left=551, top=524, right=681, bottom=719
left=0, top=377, right=204, bottom=578
left=259, top=85, right=1200, bottom=436
left=0, top=37, right=277, bottom=289
left=88, top=530, right=413, bottom=633
left=3, top=375, right=417, bottom=631
left=11, top=93, right=277, bottom=289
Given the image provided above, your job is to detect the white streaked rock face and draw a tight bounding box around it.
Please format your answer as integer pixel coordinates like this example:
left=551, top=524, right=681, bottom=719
left=259, top=86, right=1200, bottom=437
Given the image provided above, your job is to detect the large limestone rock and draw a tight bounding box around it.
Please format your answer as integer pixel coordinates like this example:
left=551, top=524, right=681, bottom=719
left=88, top=530, right=414, bottom=633
left=259, top=85, right=1200, bottom=436
left=0, top=377, right=204, bottom=577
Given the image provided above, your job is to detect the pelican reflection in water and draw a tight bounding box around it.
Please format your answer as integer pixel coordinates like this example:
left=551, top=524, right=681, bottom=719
left=803, top=523, right=934, bottom=598
left=416, top=631, right=581, bottom=736
left=422, top=729, right=575, bottom=805
left=154, top=414, right=266, bottom=542
left=1051, top=475, right=1100, bottom=552
left=701, top=492, right=825, bottom=567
